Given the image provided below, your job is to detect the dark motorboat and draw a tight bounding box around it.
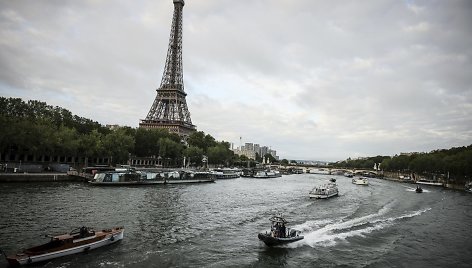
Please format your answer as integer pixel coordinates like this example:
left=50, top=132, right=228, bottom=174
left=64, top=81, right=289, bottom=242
left=416, top=186, right=423, bottom=193
left=258, top=215, right=304, bottom=247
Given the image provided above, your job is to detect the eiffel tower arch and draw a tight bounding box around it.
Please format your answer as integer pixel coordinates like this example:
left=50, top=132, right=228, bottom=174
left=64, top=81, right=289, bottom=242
left=139, top=0, right=196, bottom=138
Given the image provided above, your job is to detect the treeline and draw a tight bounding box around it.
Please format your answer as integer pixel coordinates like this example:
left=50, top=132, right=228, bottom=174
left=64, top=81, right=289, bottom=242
left=0, top=97, right=238, bottom=167
left=331, top=146, right=472, bottom=181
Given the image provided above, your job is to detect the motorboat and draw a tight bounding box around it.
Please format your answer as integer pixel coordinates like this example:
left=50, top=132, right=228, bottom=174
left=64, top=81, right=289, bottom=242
left=3, top=226, right=124, bottom=266
left=415, top=186, right=423, bottom=193
left=258, top=215, right=304, bottom=247
left=344, top=172, right=354, bottom=178
left=352, top=177, right=369, bottom=185
left=309, top=181, right=339, bottom=199
left=253, top=170, right=278, bottom=178
left=211, top=168, right=241, bottom=179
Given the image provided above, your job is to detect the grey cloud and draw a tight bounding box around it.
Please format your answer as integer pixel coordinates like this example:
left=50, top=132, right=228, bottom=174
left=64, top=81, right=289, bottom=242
left=1, top=0, right=471, bottom=160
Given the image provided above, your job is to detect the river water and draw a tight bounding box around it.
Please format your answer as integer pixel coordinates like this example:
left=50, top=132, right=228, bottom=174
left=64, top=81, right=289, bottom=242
left=0, top=174, right=471, bottom=267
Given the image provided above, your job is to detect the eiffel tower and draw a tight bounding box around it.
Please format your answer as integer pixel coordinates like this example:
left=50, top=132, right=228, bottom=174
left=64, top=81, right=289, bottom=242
left=139, top=0, right=196, bottom=137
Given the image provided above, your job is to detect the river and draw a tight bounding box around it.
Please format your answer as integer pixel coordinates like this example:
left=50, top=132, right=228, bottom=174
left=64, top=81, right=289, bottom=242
left=0, top=174, right=471, bottom=267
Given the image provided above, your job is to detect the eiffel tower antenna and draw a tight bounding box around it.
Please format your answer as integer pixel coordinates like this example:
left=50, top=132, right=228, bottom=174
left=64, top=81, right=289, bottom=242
left=140, top=0, right=196, bottom=138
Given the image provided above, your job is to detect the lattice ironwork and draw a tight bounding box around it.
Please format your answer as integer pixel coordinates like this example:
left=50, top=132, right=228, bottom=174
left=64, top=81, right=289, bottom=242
left=140, top=0, right=196, bottom=137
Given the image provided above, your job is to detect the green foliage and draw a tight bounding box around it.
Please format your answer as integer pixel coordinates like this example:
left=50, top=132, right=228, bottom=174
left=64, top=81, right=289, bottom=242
left=207, top=143, right=234, bottom=166
left=334, top=155, right=391, bottom=170
left=78, top=130, right=104, bottom=158
left=187, top=131, right=217, bottom=153
left=184, top=146, right=204, bottom=166
left=239, top=155, right=249, bottom=161
left=0, top=97, right=107, bottom=135
left=102, top=128, right=135, bottom=164
left=0, top=97, right=235, bottom=167
left=255, top=152, right=262, bottom=162
left=264, top=153, right=277, bottom=163
left=134, top=128, right=163, bottom=157
left=333, top=148, right=472, bottom=182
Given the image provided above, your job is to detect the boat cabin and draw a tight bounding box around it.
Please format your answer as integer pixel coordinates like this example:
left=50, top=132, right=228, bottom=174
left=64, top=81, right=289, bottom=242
left=269, top=216, right=290, bottom=238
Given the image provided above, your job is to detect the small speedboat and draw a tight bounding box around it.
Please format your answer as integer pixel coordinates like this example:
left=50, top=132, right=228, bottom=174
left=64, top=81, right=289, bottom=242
left=352, top=177, right=369, bottom=185
left=415, top=186, right=423, bottom=193
left=258, top=215, right=304, bottom=247
left=3, top=226, right=124, bottom=266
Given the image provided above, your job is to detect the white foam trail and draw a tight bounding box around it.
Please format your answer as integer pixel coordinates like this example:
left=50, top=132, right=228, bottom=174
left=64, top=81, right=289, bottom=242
left=292, top=218, right=336, bottom=232
left=287, top=207, right=431, bottom=248
left=405, top=186, right=430, bottom=193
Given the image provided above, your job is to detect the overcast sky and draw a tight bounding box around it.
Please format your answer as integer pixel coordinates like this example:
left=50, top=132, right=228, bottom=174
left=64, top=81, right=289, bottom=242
left=1, top=0, right=471, bottom=161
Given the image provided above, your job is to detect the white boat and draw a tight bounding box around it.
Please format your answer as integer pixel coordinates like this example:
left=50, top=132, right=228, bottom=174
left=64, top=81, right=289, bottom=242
left=308, top=168, right=330, bottom=175
left=352, top=177, right=369, bottom=185
left=4, top=227, right=124, bottom=266
left=253, top=170, right=278, bottom=178
left=211, top=168, right=241, bottom=179
left=416, top=179, right=442, bottom=186
left=309, top=181, right=339, bottom=199
left=344, top=172, right=354, bottom=178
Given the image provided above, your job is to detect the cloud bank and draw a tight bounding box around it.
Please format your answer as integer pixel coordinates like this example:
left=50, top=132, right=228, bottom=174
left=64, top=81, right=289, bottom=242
left=1, top=0, right=471, bottom=161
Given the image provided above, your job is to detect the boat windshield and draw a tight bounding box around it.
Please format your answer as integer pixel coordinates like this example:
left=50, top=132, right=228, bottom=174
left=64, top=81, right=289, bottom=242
left=269, top=216, right=288, bottom=224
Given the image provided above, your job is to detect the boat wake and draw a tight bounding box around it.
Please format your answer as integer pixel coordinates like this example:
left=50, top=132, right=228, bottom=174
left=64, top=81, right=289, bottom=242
left=287, top=206, right=431, bottom=248
left=404, top=186, right=430, bottom=193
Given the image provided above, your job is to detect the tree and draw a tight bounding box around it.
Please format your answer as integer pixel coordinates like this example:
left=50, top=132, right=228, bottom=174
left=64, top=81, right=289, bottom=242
left=265, top=153, right=277, bottom=164
left=184, top=146, right=204, bottom=167
left=207, top=144, right=231, bottom=166
left=102, top=128, right=135, bottom=164
left=255, top=152, right=262, bottom=163
left=134, top=128, right=171, bottom=157
left=54, top=125, right=80, bottom=156
left=78, top=130, right=104, bottom=165
left=187, top=131, right=217, bottom=153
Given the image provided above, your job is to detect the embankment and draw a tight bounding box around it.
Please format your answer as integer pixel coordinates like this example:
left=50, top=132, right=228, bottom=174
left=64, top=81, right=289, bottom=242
left=0, top=173, right=84, bottom=182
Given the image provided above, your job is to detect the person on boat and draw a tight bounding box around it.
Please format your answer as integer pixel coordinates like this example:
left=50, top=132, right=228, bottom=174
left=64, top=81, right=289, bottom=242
left=281, top=224, right=286, bottom=238
left=79, top=226, right=87, bottom=238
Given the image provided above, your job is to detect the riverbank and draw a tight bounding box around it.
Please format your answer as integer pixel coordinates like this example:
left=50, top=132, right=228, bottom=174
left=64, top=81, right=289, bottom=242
left=0, top=173, right=84, bottom=182
left=381, top=172, right=467, bottom=191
